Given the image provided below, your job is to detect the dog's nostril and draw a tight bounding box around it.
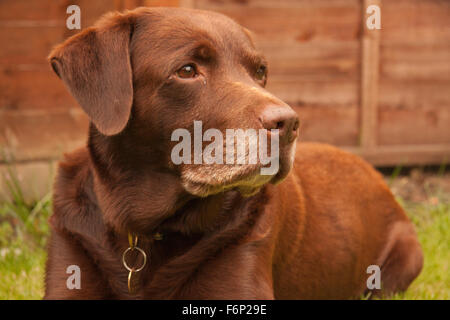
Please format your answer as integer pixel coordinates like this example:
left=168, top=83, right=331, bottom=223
left=260, top=105, right=298, bottom=137
left=292, top=120, right=299, bottom=131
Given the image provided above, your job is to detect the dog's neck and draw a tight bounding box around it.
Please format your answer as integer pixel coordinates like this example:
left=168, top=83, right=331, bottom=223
left=51, top=130, right=271, bottom=297
left=86, top=124, right=253, bottom=238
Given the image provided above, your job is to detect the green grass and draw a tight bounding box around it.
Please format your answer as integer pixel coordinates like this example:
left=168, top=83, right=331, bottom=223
left=389, top=198, right=450, bottom=299
left=0, top=167, right=449, bottom=299
left=0, top=239, right=46, bottom=299
left=0, top=165, right=51, bottom=300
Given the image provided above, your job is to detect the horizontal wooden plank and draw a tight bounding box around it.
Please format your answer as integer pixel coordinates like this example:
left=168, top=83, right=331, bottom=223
left=267, top=77, right=357, bottom=107
left=378, top=80, right=450, bottom=110
left=292, top=104, right=359, bottom=146
left=192, top=0, right=360, bottom=9
left=381, top=0, right=450, bottom=44
left=193, top=6, right=361, bottom=42
left=380, top=44, right=450, bottom=81
left=377, top=105, right=450, bottom=146
left=0, top=110, right=89, bottom=162
left=0, top=21, right=102, bottom=65
left=259, top=41, right=360, bottom=79
left=0, top=0, right=115, bottom=21
left=0, top=26, right=65, bottom=65
left=0, top=66, right=77, bottom=111
left=378, top=79, right=450, bottom=146
left=345, top=144, right=450, bottom=167
left=143, top=0, right=180, bottom=7
left=0, top=1, right=117, bottom=65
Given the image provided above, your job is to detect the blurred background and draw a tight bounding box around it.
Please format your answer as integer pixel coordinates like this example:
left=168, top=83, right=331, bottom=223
left=0, top=0, right=449, bottom=299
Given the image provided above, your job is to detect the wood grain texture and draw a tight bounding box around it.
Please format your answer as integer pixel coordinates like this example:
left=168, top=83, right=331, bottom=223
left=0, top=0, right=115, bottom=21
left=197, top=5, right=361, bottom=42
left=192, top=0, right=361, bottom=9
left=380, top=0, right=450, bottom=45
left=293, top=104, right=359, bottom=146
left=360, top=0, right=381, bottom=150
left=0, top=65, right=78, bottom=111
left=378, top=104, right=450, bottom=146
left=346, top=144, right=450, bottom=167
left=0, top=110, right=89, bottom=162
left=377, top=0, right=450, bottom=150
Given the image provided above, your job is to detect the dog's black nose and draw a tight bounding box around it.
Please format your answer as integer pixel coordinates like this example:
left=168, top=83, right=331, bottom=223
left=260, top=105, right=299, bottom=143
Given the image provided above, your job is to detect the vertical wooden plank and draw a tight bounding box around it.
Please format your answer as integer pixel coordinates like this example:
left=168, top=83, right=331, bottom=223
left=118, top=0, right=145, bottom=10
left=360, top=0, right=381, bottom=150
left=114, top=0, right=125, bottom=11
left=116, top=0, right=182, bottom=9
left=179, top=0, right=195, bottom=8
left=144, top=0, right=180, bottom=6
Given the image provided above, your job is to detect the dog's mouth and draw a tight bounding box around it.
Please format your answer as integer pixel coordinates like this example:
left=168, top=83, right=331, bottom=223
left=180, top=142, right=296, bottom=197
left=181, top=163, right=271, bottom=197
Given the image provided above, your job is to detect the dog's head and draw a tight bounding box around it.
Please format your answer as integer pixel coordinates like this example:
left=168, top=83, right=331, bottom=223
left=49, top=7, right=299, bottom=199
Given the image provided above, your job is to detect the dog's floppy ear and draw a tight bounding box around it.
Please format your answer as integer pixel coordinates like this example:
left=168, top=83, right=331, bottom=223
left=49, top=12, right=133, bottom=136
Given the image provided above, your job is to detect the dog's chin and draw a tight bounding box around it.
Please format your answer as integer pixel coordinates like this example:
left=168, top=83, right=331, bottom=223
left=180, top=145, right=296, bottom=198
left=269, top=156, right=294, bottom=186
left=270, top=141, right=297, bottom=185
left=181, top=164, right=272, bottom=198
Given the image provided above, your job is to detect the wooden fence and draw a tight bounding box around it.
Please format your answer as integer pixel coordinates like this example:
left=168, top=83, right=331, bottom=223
left=0, top=0, right=449, bottom=198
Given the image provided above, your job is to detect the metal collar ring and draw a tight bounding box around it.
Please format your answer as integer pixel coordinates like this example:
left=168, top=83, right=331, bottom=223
left=122, top=246, right=147, bottom=273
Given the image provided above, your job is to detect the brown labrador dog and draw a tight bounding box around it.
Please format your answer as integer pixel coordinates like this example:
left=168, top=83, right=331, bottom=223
left=44, top=7, right=423, bottom=299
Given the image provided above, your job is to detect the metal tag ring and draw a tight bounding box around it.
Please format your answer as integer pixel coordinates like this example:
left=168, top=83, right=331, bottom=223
left=122, top=247, right=147, bottom=272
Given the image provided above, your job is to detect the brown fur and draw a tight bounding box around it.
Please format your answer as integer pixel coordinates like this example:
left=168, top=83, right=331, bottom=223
left=44, top=7, right=423, bottom=299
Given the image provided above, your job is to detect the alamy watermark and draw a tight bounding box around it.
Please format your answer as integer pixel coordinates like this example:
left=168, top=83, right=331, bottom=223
left=66, top=265, right=81, bottom=290
left=366, top=265, right=381, bottom=290
left=366, top=5, right=381, bottom=30
left=66, top=5, right=81, bottom=30
left=171, top=121, right=280, bottom=176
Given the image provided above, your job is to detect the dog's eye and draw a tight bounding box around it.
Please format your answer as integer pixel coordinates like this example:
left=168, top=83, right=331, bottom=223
left=255, top=65, right=267, bottom=81
left=176, top=64, right=197, bottom=79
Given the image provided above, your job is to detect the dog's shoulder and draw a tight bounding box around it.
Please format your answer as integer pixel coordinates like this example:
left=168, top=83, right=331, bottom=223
left=50, top=146, right=99, bottom=233
left=57, top=146, right=91, bottom=180
left=53, top=146, right=92, bottom=206
left=45, top=147, right=111, bottom=299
